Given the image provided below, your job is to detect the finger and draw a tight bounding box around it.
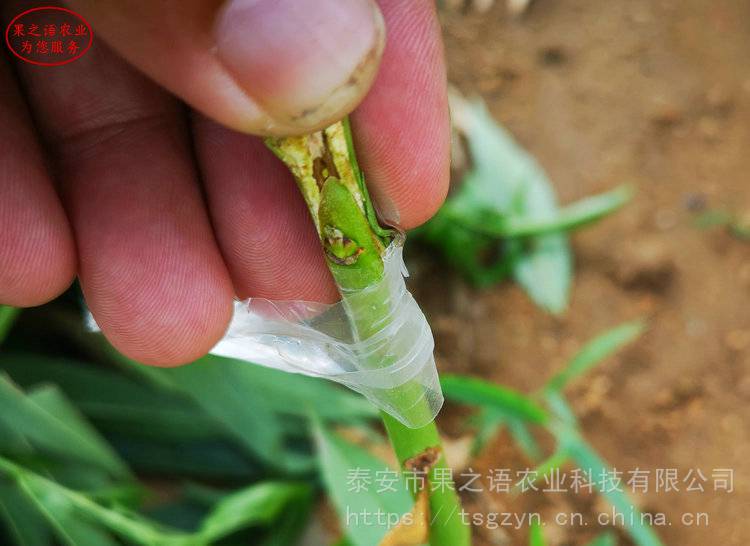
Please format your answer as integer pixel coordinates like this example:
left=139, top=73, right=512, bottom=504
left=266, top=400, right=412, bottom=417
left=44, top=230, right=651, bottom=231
left=0, top=58, right=76, bottom=306
left=14, top=40, right=233, bottom=365
left=351, top=0, right=450, bottom=229
left=65, top=0, right=385, bottom=136
left=193, top=116, right=338, bottom=303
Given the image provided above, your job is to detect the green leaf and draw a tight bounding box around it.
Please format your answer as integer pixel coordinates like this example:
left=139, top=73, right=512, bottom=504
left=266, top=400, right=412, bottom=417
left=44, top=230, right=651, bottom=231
left=3, top=461, right=305, bottom=546
left=452, top=97, right=573, bottom=313
left=462, top=185, right=633, bottom=238
left=0, top=483, right=51, bottom=546
left=0, top=306, right=19, bottom=346
left=202, top=356, right=377, bottom=422
left=20, top=482, right=118, bottom=546
left=15, top=472, right=183, bottom=546
left=529, top=520, right=547, bottom=546
left=126, top=356, right=288, bottom=468
left=0, top=416, right=33, bottom=458
left=567, top=441, right=663, bottom=546
left=507, top=419, right=543, bottom=461
left=0, top=456, right=191, bottom=546
left=441, top=374, right=548, bottom=423
left=586, top=532, right=617, bottom=546
left=518, top=449, right=570, bottom=493
left=545, top=321, right=646, bottom=392
left=693, top=209, right=733, bottom=229
left=124, top=354, right=375, bottom=470
left=109, top=435, right=263, bottom=480
left=0, top=354, right=225, bottom=442
left=198, top=482, right=310, bottom=542
left=259, top=489, right=314, bottom=546
left=313, top=420, right=412, bottom=546
left=0, top=375, right=129, bottom=478
left=544, top=394, right=661, bottom=546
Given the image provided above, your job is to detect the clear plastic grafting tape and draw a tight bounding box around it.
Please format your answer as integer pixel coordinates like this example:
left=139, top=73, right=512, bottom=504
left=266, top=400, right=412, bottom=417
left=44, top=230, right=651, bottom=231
left=210, top=237, right=444, bottom=428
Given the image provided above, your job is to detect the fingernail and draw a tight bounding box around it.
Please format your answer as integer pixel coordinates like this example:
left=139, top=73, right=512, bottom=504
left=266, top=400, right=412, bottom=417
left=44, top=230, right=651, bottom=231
left=214, top=0, right=385, bottom=132
left=371, top=190, right=401, bottom=228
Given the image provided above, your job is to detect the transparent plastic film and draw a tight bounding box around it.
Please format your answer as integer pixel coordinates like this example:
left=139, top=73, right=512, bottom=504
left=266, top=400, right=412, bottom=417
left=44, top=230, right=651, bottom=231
left=210, top=239, right=443, bottom=428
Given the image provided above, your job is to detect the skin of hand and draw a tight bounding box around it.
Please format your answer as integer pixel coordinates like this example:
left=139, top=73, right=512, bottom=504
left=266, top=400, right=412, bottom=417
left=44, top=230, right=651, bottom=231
left=0, top=0, right=450, bottom=366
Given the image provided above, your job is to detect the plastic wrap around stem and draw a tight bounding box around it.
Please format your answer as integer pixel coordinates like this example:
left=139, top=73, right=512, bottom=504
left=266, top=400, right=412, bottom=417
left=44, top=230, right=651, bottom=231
left=210, top=240, right=443, bottom=428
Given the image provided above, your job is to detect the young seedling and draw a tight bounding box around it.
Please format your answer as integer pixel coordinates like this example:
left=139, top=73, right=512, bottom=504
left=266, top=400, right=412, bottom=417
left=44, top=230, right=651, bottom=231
left=266, top=120, right=471, bottom=546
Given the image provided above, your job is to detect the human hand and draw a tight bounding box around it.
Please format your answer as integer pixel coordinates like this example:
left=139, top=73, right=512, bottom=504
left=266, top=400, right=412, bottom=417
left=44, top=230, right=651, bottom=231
left=0, top=0, right=449, bottom=365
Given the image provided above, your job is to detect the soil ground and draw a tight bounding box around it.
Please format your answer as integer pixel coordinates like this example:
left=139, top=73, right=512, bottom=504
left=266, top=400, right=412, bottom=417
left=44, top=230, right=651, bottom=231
left=417, top=1, right=750, bottom=544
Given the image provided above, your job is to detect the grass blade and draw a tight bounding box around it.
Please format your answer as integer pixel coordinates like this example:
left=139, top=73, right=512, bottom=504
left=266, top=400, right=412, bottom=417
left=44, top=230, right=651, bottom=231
left=0, top=456, right=189, bottom=546
left=0, top=375, right=129, bottom=478
left=0, top=483, right=51, bottom=546
left=568, top=441, right=663, bottom=546
left=259, top=488, right=314, bottom=546
left=0, top=354, right=225, bottom=442
left=529, top=520, right=547, bottom=546
left=313, top=419, right=412, bottom=546
left=586, top=531, right=617, bottom=546
left=464, top=185, right=633, bottom=238
left=442, top=374, right=548, bottom=423
left=126, top=356, right=288, bottom=468
left=507, top=419, right=543, bottom=461
left=0, top=306, right=19, bottom=346
left=122, top=353, right=377, bottom=470
left=545, top=321, right=645, bottom=392
left=198, top=482, right=311, bottom=543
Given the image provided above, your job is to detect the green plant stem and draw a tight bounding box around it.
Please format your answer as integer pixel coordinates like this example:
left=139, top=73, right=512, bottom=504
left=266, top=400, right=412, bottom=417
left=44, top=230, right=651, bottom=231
left=266, top=119, right=470, bottom=546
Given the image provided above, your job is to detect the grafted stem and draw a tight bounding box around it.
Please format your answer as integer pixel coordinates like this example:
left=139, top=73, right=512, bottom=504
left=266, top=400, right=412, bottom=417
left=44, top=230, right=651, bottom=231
left=266, top=119, right=470, bottom=546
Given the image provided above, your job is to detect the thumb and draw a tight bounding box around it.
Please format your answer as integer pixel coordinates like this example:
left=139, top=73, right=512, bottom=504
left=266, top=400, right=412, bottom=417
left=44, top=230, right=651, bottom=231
left=65, top=0, right=385, bottom=136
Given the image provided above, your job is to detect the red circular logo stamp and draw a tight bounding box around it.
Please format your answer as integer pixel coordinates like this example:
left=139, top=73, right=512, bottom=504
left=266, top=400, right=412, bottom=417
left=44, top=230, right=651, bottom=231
left=5, top=6, right=93, bottom=67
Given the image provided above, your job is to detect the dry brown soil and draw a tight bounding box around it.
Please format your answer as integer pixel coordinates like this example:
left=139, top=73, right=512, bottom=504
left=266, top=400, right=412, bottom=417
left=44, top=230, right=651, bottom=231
left=414, top=1, right=750, bottom=544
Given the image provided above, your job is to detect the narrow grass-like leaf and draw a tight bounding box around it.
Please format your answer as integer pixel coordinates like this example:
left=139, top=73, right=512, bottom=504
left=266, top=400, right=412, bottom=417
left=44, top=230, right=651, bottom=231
left=0, top=483, right=50, bottom=546
left=0, top=416, right=33, bottom=457
left=467, top=409, right=504, bottom=456
left=259, top=488, right=314, bottom=546
left=0, top=457, right=189, bottom=546
left=122, top=353, right=376, bottom=470
left=198, top=481, right=310, bottom=543
left=463, top=185, right=633, bottom=238
left=529, top=520, right=547, bottom=546
left=0, top=375, right=129, bottom=478
left=693, top=209, right=733, bottom=229
left=567, top=441, right=663, bottom=546
left=545, top=321, right=645, bottom=392
left=442, top=374, right=548, bottom=423
left=26, top=385, right=130, bottom=479
left=126, top=356, right=287, bottom=468
left=543, top=391, right=578, bottom=427
left=3, top=460, right=302, bottom=545
left=18, top=480, right=118, bottom=546
left=586, top=531, right=617, bottom=546
left=0, top=354, right=224, bottom=441
left=507, top=419, right=543, bottom=461
left=200, top=355, right=377, bottom=422
left=467, top=410, right=542, bottom=459
left=515, top=449, right=570, bottom=494
left=0, top=306, right=19, bottom=346
left=108, top=435, right=264, bottom=480
left=543, top=393, right=662, bottom=546
left=313, top=419, right=412, bottom=546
